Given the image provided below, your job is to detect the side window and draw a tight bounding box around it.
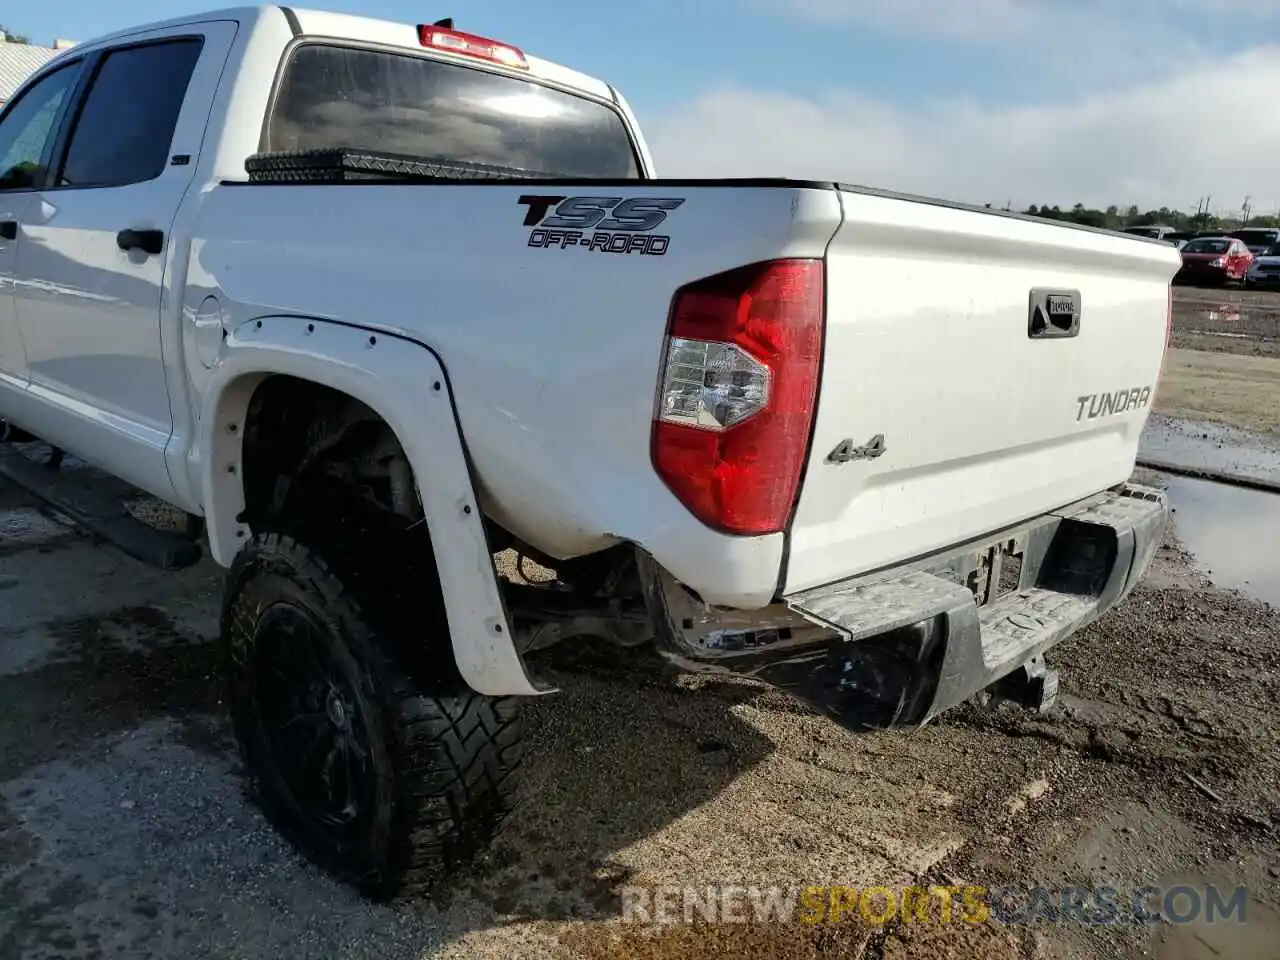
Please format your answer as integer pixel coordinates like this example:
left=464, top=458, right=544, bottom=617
left=0, top=63, right=80, bottom=191
left=59, top=38, right=203, bottom=188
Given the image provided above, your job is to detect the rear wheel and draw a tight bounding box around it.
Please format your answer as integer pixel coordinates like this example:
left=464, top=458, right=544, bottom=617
left=222, top=532, right=522, bottom=900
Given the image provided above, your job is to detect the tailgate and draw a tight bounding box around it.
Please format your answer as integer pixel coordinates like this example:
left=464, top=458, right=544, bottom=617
left=783, top=190, right=1181, bottom=594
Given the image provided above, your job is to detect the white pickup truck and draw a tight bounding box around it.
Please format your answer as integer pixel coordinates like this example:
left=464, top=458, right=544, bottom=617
left=0, top=5, right=1179, bottom=899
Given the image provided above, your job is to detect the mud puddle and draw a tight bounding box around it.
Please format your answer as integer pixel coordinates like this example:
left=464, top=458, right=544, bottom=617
left=1197, top=304, right=1242, bottom=325
left=1164, top=475, right=1280, bottom=606
left=1143, top=869, right=1280, bottom=960
left=1173, top=295, right=1280, bottom=335
left=1140, top=415, right=1280, bottom=486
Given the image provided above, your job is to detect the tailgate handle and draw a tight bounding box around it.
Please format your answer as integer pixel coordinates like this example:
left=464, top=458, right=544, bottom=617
left=1028, top=288, right=1081, bottom=339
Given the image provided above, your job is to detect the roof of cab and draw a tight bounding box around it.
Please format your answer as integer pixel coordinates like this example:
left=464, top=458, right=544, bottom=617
left=66, top=5, right=615, bottom=102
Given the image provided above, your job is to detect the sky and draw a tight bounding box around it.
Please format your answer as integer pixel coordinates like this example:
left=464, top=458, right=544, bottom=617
left=12, top=0, right=1280, bottom=213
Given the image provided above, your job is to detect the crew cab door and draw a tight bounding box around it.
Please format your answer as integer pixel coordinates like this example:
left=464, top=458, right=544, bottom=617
left=11, top=21, right=236, bottom=501
left=0, top=58, right=84, bottom=388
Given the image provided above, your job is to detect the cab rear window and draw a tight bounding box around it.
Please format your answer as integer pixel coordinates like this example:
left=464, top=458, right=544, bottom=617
left=264, top=43, right=640, bottom=178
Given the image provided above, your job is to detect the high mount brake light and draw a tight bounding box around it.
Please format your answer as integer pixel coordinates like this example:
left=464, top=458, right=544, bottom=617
left=652, top=259, right=825, bottom=536
left=416, top=24, right=529, bottom=69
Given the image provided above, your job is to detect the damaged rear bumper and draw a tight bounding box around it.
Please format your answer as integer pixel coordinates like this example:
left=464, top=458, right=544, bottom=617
left=645, top=483, right=1169, bottom=729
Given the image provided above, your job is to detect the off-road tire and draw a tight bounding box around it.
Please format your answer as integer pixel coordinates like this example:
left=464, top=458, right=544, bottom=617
left=222, top=532, right=522, bottom=900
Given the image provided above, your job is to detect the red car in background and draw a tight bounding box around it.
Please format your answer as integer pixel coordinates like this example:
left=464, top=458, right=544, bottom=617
left=1174, top=236, right=1253, bottom=286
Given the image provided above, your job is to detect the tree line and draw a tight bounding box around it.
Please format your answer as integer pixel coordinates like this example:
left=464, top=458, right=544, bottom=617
left=1021, top=203, right=1279, bottom=231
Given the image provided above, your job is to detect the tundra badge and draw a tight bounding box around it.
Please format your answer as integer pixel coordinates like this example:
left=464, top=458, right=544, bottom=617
left=1075, top=386, right=1152, bottom=421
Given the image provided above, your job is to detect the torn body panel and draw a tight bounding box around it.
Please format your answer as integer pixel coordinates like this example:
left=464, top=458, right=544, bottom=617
left=642, top=483, right=1169, bottom=729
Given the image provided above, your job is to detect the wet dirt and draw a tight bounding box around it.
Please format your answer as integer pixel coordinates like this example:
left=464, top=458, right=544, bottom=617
left=0, top=605, right=229, bottom=782
left=939, top=581, right=1280, bottom=958
left=0, top=507, right=72, bottom=550
left=1, top=470, right=1278, bottom=958
left=558, top=917, right=883, bottom=959
left=1141, top=414, right=1280, bottom=485
left=1171, top=285, right=1280, bottom=358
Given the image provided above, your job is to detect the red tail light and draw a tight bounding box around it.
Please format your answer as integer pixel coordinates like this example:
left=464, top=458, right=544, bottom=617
left=651, top=259, right=824, bottom=535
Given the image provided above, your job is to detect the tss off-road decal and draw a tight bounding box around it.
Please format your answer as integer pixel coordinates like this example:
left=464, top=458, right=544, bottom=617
left=517, top=195, right=685, bottom=256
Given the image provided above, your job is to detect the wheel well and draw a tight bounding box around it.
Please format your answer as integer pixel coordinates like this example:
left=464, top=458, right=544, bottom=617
left=236, top=375, right=472, bottom=685
left=234, top=376, right=645, bottom=657
left=239, top=375, right=422, bottom=531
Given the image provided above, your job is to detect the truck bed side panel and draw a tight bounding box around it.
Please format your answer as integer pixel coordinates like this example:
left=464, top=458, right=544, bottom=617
left=189, top=181, right=845, bottom=607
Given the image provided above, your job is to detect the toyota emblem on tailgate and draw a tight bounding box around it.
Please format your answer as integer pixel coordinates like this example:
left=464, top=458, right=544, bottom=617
left=1028, top=288, right=1081, bottom=339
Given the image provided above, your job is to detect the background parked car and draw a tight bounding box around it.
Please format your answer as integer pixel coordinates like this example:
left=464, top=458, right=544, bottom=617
left=1228, top=227, right=1280, bottom=255
left=1174, top=236, right=1253, bottom=285
left=1122, top=224, right=1178, bottom=241
left=1244, top=242, right=1280, bottom=288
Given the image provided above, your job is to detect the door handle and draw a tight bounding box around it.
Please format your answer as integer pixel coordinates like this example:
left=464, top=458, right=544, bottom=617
left=0, top=221, right=16, bottom=241
left=116, top=228, right=164, bottom=256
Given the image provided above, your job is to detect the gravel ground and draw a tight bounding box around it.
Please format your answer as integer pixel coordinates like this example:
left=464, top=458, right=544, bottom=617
left=1, top=457, right=1277, bottom=959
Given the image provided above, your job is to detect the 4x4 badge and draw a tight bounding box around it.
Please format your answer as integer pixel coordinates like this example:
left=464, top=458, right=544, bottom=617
left=826, top=434, right=887, bottom=464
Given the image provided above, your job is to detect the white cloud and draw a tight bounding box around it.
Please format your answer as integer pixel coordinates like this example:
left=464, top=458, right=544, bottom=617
left=643, top=46, right=1280, bottom=212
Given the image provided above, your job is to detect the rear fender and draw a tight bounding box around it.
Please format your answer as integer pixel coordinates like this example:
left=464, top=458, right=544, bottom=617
left=198, top=314, right=551, bottom=698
